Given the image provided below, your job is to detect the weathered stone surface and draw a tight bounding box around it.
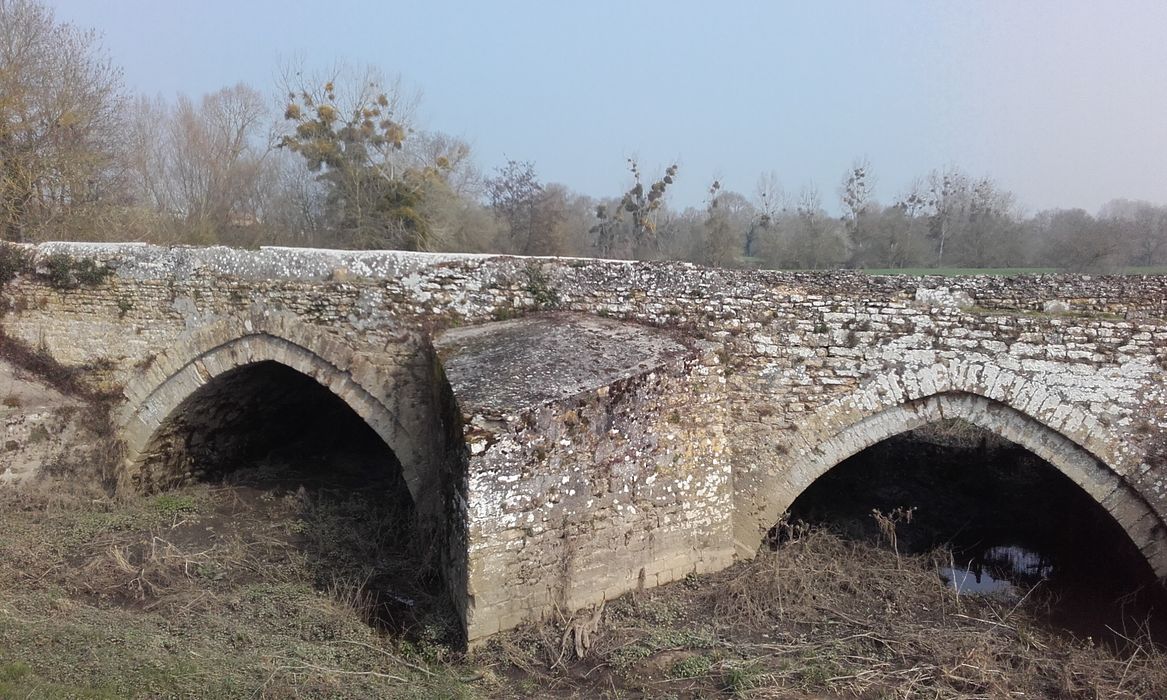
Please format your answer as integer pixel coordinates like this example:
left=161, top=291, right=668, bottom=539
left=2, top=242, right=1166, bottom=641
left=436, top=313, right=727, bottom=637
left=435, top=312, right=705, bottom=413
left=0, top=360, right=85, bottom=484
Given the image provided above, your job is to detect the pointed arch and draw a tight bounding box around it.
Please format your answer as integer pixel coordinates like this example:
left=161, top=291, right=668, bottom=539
left=737, top=361, right=1167, bottom=577
left=116, top=313, right=441, bottom=510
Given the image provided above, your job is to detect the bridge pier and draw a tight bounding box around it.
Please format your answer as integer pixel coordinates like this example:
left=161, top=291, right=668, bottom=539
left=436, top=313, right=734, bottom=640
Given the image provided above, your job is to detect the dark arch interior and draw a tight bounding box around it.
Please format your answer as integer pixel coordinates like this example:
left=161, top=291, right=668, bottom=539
left=140, top=361, right=401, bottom=487
left=138, top=360, right=455, bottom=640
left=785, top=418, right=1166, bottom=647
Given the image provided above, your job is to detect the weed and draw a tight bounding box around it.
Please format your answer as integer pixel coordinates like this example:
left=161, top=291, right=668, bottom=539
left=640, top=598, right=683, bottom=625
left=871, top=505, right=915, bottom=568
left=37, top=253, right=114, bottom=289
left=722, top=661, right=763, bottom=695
left=149, top=493, right=199, bottom=519
left=668, top=653, right=712, bottom=679
left=0, top=661, right=30, bottom=682
left=797, top=654, right=842, bottom=686
left=60, top=510, right=148, bottom=547
left=606, top=643, right=654, bottom=669
left=73, top=258, right=113, bottom=286
left=42, top=253, right=77, bottom=288
left=1, top=394, right=20, bottom=408
left=524, top=263, right=560, bottom=309
left=492, top=303, right=520, bottom=321
left=715, top=346, right=735, bottom=377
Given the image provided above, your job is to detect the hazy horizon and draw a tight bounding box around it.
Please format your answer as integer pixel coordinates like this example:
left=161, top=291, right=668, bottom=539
left=45, top=0, right=1167, bottom=214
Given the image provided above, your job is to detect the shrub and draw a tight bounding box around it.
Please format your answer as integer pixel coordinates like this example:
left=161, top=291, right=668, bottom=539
left=39, top=252, right=113, bottom=289
left=524, top=263, right=560, bottom=309
left=42, top=253, right=77, bottom=288
left=0, top=242, right=32, bottom=285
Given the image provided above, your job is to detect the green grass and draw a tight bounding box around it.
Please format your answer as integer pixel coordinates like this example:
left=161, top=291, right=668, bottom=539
left=863, top=266, right=1167, bottom=276
left=864, top=266, right=1058, bottom=276
left=0, top=659, right=122, bottom=700
left=148, top=492, right=200, bottom=518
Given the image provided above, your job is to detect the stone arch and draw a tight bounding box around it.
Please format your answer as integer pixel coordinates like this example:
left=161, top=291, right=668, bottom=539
left=117, top=313, right=440, bottom=510
left=738, top=361, right=1167, bottom=578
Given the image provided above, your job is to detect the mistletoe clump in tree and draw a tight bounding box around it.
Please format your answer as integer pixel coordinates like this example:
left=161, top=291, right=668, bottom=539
left=279, top=76, right=443, bottom=250
left=591, top=159, right=678, bottom=258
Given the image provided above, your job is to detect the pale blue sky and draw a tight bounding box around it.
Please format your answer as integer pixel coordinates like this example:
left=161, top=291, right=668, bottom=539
left=48, top=0, right=1167, bottom=213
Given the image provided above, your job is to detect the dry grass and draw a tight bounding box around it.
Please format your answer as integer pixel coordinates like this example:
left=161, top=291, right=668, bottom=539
left=3, top=477, right=1166, bottom=698
left=0, top=477, right=476, bottom=699
left=480, top=527, right=1167, bottom=699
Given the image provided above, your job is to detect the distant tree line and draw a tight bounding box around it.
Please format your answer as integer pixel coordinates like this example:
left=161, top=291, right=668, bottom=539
left=3, top=0, right=1164, bottom=272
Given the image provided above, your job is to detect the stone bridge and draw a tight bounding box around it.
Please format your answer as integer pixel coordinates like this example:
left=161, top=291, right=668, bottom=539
left=2, top=242, right=1166, bottom=641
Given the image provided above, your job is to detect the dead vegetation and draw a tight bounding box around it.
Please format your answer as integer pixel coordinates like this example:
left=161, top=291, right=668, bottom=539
left=2, top=473, right=1166, bottom=698
left=0, top=468, right=472, bottom=699
left=908, top=417, right=1015, bottom=451
left=479, top=526, right=1167, bottom=699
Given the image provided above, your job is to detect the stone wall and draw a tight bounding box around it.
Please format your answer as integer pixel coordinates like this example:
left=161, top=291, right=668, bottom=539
left=435, top=314, right=731, bottom=639
left=1, top=242, right=1166, bottom=639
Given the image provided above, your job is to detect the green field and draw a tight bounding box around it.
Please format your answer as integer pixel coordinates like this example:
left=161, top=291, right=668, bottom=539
left=862, top=266, right=1167, bottom=276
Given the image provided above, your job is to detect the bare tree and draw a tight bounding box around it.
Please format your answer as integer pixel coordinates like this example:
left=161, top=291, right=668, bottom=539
left=410, top=130, right=480, bottom=198
left=0, top=0, right=127, bottom=241
left=925, top=166, right=970, bottom=266
left=948, top=176, right=1019, bottom=267
left=839, top=158, right=875, bottom=262
left=700, top=180, right=735, bottom=267
left=124, top=94, right=173, bottom=215
left=1100, top=199, right=1167, bottom=267
left=748, top=171, right=786, bottom=262
left=486, top=159, right=543, bottom=254
left=699, top=186, right=754, bottom=266
left=166, top=84, right=272, bottom=243
left=1033, top=208, right=1121, bottom=272
left=263, top=147, right=329, bottom=246
left=862, top=205, right=931, bottom=269
left=788, top=186, right=847, bottom=269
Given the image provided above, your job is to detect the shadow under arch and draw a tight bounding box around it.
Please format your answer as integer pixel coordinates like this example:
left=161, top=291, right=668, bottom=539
left=116, top=315, right=443, bottom=514
left=741, top=391, right=1167, bottom=578
left=114, top=316, right=472, bottom=639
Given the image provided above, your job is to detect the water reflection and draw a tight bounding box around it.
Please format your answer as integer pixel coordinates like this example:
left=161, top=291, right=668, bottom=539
left=786, top=421, right=1167, bottom=648
left=940, top=544, right=1053, bottom=597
